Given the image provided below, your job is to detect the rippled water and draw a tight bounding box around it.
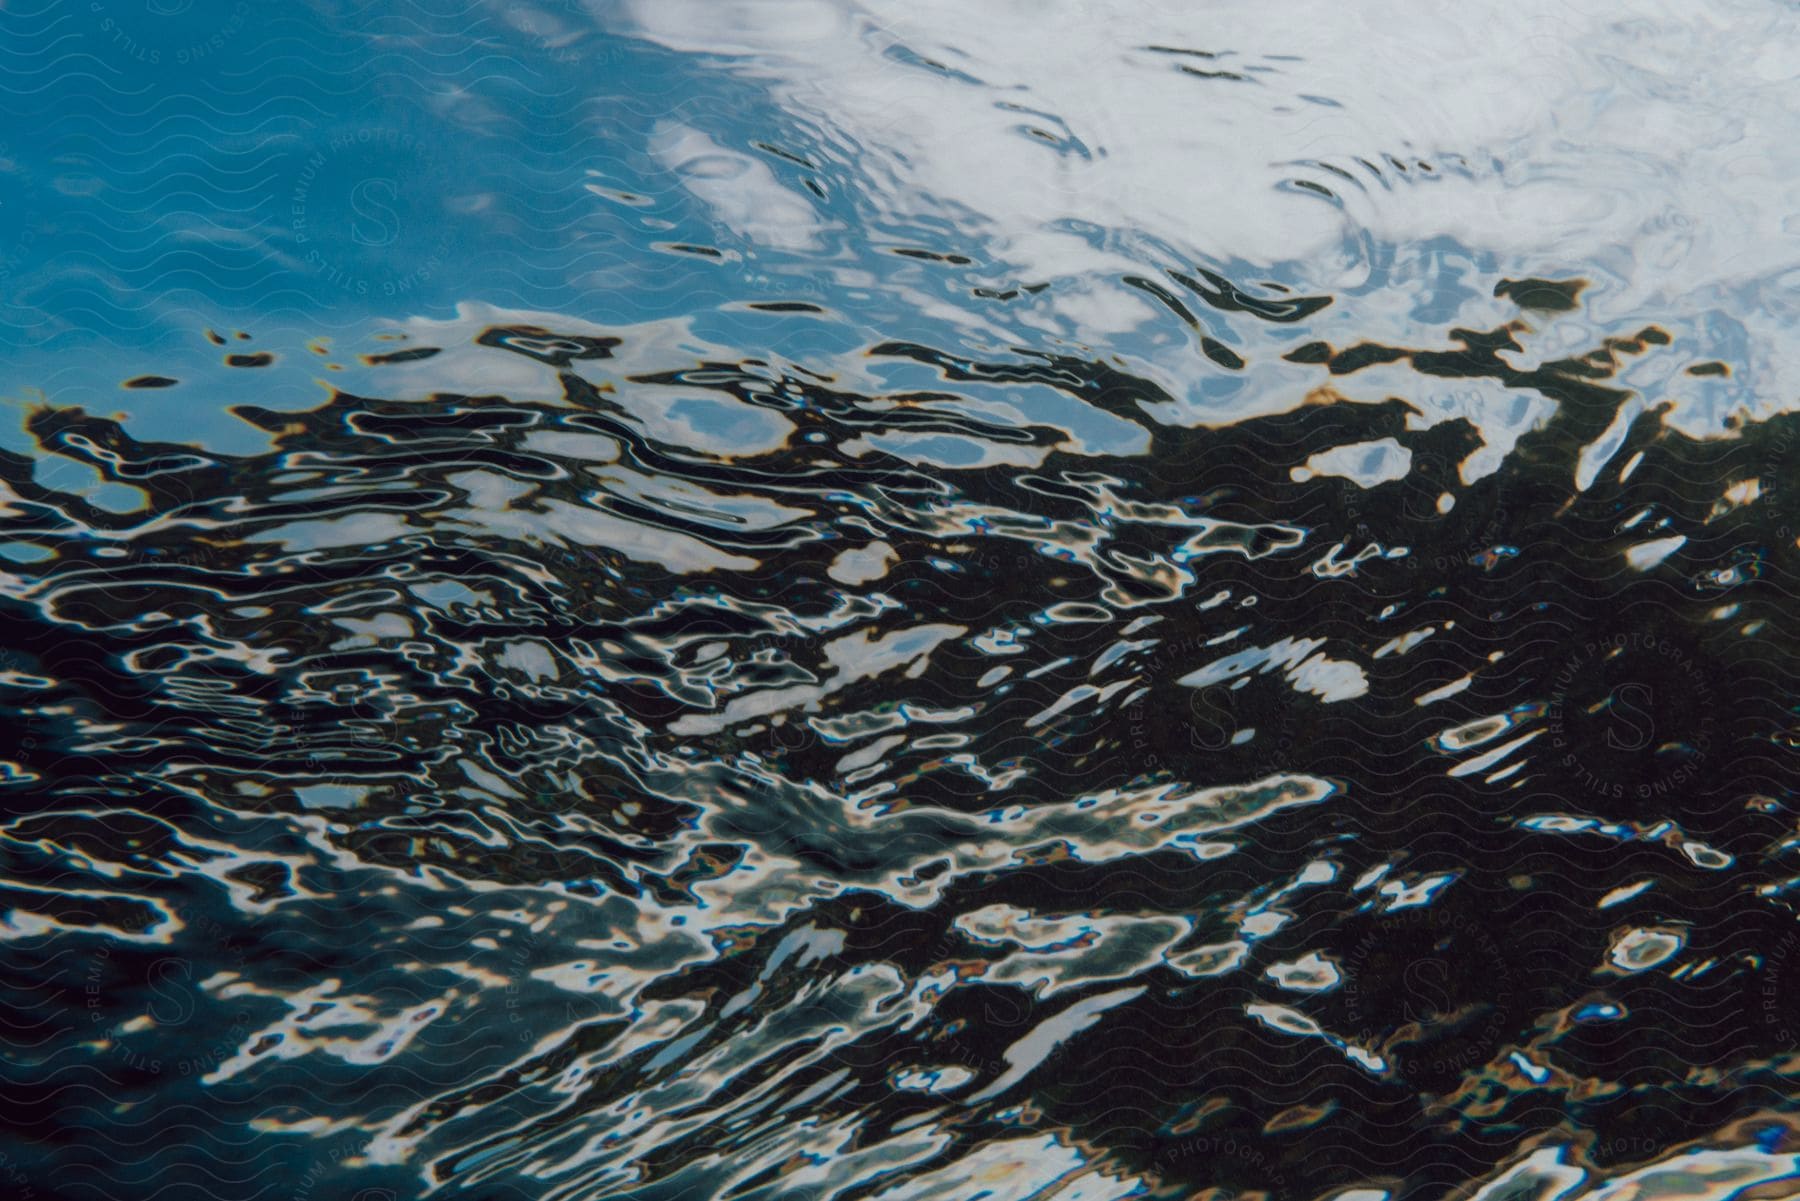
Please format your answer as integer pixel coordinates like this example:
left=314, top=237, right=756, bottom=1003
left=3, top=3, right=1800, bottom=1200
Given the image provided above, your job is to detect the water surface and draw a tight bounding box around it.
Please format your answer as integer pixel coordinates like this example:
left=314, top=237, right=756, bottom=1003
left=2, top=3, right=1798, bottom=1200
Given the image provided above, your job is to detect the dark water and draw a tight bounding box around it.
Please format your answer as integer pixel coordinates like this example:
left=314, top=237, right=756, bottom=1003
left=4, top=3, right=1800, bottom=1200
left=3, top=304, right=1797, bottom=1201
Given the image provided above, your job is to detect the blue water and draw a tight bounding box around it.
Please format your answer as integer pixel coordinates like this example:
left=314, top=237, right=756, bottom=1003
left=3, top=2, right=1799, bottom=1199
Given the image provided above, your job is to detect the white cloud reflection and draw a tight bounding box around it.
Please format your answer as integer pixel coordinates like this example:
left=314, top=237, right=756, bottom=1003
left=617, top=0, right=1800, bottom=432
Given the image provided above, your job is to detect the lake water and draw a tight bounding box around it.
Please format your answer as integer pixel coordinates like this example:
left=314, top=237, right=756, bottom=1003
left=2, top=2, right=1799, bottom=1199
